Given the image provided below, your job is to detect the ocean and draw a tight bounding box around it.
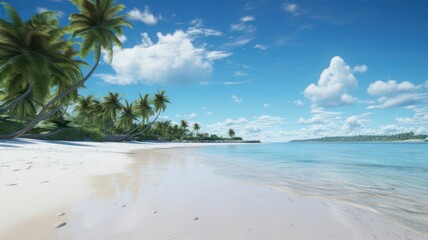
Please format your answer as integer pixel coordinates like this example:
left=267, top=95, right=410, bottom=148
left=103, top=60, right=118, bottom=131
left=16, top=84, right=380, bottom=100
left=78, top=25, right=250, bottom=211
left=195, top=142, right=428, bottom=235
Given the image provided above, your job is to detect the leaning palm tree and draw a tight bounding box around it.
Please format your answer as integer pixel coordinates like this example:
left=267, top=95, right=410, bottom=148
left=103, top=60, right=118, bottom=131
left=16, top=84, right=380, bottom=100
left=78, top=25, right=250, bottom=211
left=228, top=129, right=236, bottom=139
left=125, top=93, right=154, bottom=136
left=126, top=90, right=170, bottom=140
left=117, top=100, right=138, bottom=132
left=0, top=4, right=79, bottom=117
left=1, top=0, right=132, bottom=139
left=193, top=122, right=200, bottom=135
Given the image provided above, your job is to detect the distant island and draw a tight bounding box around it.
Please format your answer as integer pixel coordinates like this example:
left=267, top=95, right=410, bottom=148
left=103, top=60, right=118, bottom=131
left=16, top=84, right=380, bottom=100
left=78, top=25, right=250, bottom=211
left=291, top=132, right=428, bottom=142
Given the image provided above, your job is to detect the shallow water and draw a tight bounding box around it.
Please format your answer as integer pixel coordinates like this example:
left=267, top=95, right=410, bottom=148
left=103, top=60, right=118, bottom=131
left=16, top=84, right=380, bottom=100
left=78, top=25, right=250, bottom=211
left=195, top=142, right=428, bottom=235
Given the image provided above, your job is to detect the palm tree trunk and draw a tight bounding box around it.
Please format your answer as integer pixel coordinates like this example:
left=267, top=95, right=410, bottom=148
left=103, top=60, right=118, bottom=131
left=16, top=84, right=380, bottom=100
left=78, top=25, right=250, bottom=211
left=0, top=46, right=101, bottom=139
left=125, top=111, right=161, bottom=141
left=0, top=104, right=62, bottom=139
left=0, top=82, right=33, bottom=115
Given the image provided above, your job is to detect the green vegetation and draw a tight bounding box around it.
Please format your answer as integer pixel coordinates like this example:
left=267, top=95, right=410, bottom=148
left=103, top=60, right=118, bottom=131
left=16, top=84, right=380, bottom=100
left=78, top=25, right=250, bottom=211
left=291, top=132, right=428, bottom=142
left=0, top=0, right=245, bottom=142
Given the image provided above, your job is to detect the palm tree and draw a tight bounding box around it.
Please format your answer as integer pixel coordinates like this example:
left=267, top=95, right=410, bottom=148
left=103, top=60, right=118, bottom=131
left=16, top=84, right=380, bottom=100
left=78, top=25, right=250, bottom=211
left=228, top=129, right=236, bottom=139
left=1, top=0, right=131, bottom=139
left=180, top=120, right=189, bottom=130
left=117, top=100, right=138, bottom=132
left=101, top=92, right=122, bottom=131
left=125, top=93, right=153, bottom=135
left=180, top=119, right=189, bottom=137
left=0, top=4, right=79, bottom=117
left=73, top=95, right=95, bottom=121
left=193, top=122, right=200, bottom=135
left=126, top=90, right=170, bottom=140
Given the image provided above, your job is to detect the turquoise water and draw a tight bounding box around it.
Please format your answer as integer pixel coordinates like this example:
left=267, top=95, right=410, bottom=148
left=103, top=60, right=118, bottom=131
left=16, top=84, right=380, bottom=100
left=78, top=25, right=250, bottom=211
left=195, top=142, right=428, bottom=234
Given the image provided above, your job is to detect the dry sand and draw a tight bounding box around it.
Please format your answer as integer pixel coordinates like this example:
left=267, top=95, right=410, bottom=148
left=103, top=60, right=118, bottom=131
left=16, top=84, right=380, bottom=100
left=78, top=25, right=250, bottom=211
left=0, top=139, right=426, bottom=240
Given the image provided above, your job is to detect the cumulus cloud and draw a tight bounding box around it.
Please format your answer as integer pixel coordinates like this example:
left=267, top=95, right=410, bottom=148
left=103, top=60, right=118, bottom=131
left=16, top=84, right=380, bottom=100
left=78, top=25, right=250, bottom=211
left=128, top=6, right=161, bottom=25
left=263, top=103, right=271, bottom=108
left=304, top=56, right=359, bottom=107
left=367, top=80, right=419, bottom=96
left=367, top=80, right=427, bottom=108
left=231, top=95, right=243, bottom=103
left=341, top=113, right=371, bottom=132
left=96, top=30, right=231, bottom=85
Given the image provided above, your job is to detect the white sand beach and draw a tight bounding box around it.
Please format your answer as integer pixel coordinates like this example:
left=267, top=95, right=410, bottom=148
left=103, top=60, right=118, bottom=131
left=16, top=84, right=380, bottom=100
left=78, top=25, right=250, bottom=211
left=0, top=139, right=426, bottom=240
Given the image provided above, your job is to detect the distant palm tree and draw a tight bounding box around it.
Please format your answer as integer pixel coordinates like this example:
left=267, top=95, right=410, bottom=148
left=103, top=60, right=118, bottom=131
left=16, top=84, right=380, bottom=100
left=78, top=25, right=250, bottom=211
left=228, top=129, right=236, bottom=139
left=126, top=90, right=170, bottom=140
left=134, top=93, right=154, bottom=124
left=101, top=92, right=123, bottom=130
left=180, top=120, right=189, bottom=130
left=73, top=95, right=95, bottom=121
left=193, top=122, right=200, bottom=135
left=118, top=100, right=138, bottom=132
left=1, top=0, right=132, bottom=139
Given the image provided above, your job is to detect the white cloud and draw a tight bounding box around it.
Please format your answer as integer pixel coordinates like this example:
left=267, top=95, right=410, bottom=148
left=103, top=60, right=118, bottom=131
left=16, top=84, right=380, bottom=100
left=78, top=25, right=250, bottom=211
left=353, top=65, right=368, bottom=73
left=254, top=44, right=267, bottom=50
left=241, top=16, right=255, bottom=22
left=206, top=112, right=213, bottom=116
left=128, top=6, right=161, bottom=25
left=304, top=56, right=358, bottom=107
left=297, top=108, right=342, bottom=125
left=117, top=35, right=127, bottom=43
left=231, top=95, right=243, bottom=103
left=187, top=19, right=223, bottom=38
left=395, top=106, right=428, bottom=125
left=96, top=30, right=231, bottom=85
left=36, top=7, right=64, bottom=17
left=294, top=100, right=304, bottom=107
left=341, top=113, right=371, bottom=132
left=263, top=103, right=271, bottom=108
left=367, top=80, right=426, bottom=108
left=367, top=80, right=419, bottom=96
left=282, top=3, right=299, bottom=14
left=226, top=37, right=253, bottom=47
left=205, top=51, right=233, bottom=61
left=230, top=22, right=256, bottom=33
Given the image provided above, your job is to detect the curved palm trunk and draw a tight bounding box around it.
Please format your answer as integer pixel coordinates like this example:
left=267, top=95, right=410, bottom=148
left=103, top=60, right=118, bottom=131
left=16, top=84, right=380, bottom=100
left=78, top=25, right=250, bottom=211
left=0, top=47, right=101, bottom=139
left=0, top=82, right=33, bottom=115
left=0, top=104, right=62, bottom=139
left=125, top=111, right=161, bottom=141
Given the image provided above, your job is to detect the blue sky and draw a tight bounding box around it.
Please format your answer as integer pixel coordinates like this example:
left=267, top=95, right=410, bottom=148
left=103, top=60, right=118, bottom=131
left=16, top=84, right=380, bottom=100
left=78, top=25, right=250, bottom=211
left=3, top=0, right=428, bottom=141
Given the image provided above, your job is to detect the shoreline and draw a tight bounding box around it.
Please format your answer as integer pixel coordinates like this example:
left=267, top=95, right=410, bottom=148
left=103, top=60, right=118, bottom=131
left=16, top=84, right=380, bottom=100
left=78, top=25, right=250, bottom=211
left=0, top=139, right=426, bottom=239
